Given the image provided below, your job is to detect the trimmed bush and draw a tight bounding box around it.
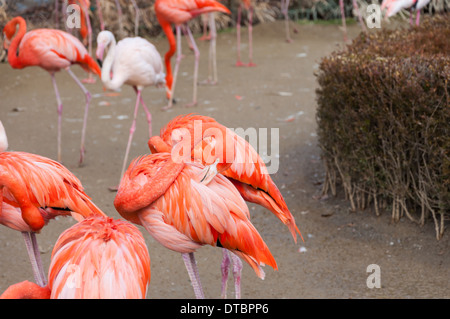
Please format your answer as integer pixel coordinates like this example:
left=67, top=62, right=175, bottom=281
left=315, top=14, right=450, bottom=239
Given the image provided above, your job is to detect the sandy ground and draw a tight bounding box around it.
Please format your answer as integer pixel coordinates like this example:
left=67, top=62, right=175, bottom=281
left=0, top=21, right=448, bottom=299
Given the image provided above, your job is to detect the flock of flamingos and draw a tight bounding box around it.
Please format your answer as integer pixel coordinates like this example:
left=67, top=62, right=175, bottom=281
left=0, top=0, right=430, bottom=299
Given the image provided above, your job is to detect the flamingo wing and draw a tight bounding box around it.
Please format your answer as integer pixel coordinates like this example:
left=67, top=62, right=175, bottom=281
left=19, top=29, right=100, bottom=75
left=48, top=216, right=151, bottom=299
left=0, top=152, right=105, bottom=231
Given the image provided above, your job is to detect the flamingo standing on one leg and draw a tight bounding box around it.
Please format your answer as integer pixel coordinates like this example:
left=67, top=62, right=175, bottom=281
left=154, top=0, right=231, bottom=110
left=1, top=215, right=151, bottom=299
left=147, top=114, right=302, bottom=298
left=381, top=0, right=430, bottom=26
left=3, top=16, right=101, bottom=164
left=114, top=152, right=277, bottom=299
left=96, top=30, right=165, bottom=190
left=0, top=121, right=106, bottom=287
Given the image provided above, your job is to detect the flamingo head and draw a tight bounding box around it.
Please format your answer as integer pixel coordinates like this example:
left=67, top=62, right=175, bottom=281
left=96, top=30, right=115, bottom=64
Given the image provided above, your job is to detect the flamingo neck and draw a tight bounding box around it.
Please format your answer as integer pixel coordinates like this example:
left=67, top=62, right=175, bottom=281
left=148, top=136, right=171, bottom=154
left=161, top=22, right=175, bottom=92
left=7, top=17, right=27, bottom=69
left=101, top=36, right=123, bottom=91
left=0, top=121, right=8, bottom=152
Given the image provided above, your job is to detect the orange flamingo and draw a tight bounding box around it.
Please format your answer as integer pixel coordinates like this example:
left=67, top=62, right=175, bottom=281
left=0, top=121, right=105, bottom=287
left=114, top=150, right=277, bottom=299
left=2, top=16, right=101, bottom=164
left=1, top=215, right=151, bottom=299
left=148, top=114, right=302, bottom=298
left=154, top=0, right=230, bottom=109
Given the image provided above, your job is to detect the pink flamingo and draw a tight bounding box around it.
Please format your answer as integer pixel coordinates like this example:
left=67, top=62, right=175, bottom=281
left=339, top=0, right=367, bottom=43
left=148, top=114, right=302, bottom=297
left=96, top=30, right=165, bottom=190
left=235, top=0, right=256, bottom=67
left=155, top=0, right=231, bottom=109
left=0, top=121, right=106, bottom=287
left=114, top=128, right=278, bottom=298
left=1, top=215, right=151, bottom=299
left=2, top=16, right=101, bottom=164
left=381, top=0, right=430, bottom=26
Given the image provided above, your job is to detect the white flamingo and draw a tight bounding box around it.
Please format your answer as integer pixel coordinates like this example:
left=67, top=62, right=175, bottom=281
left=96, top=30, right=165, bottom=189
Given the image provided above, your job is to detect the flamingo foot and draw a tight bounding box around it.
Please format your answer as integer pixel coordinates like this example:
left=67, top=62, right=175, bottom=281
left=286, top=38, right=293, bottom=43
left=184, top=101, right=197, bottom=108
left=199, top=35, right=212, bottom=41
left=108, top=184, right=119, bottom=192
left=81, top=77, right=96, bottom=84
left=235, top=61, right=246, bottom=67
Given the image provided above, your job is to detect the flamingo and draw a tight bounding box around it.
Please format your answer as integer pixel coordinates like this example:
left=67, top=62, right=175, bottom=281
left=2, top=16, right=101, bottom=164
left=0, top=121, right=106, bottom=287
left=1, top=215, right=151, bottom=299
left=114, top=149, right=277, bottom=298
left=154, top=0, right=231, bottom=109
left=147, top=114, right=302, bottom=298
left=235, top=0, right=256, bottom=67
left=339, top=0, right=367, bottom=43
left=95, top=30, right=165, bottom=190
left=381, top=0, right=430, bottom=26
left=281, top=0, right=298, bottom=43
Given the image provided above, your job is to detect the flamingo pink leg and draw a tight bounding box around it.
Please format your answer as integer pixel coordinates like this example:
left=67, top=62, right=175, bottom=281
left=120, top=88, right=142, bottom=182
left=182, top=252, right=205, bottom=299
left=247, top=6, right=256, bottom=67
left=50, top=72, right=63, bottom=163
left=65, top=67, right=92, bottom=165
left=235, top=4, right=245, bottom=67
left=22, top=232, right=47, bottom=287
left=130, top=0, right=140, bottom=36
left=96, top=0, right=105, bottom=31
left=208, top=13, right=218, bottom=84
left=221, top=249, right=243, bottom=299
left=220, top=249, right=230, bottom=298
left=352, top=0, right=367, bottom=33
left=339, top=0, right=348, bottom=43
left=415, top=10, right=421, bottom=26
left=114, top=0, right=124, bottom=37
left=281, top=0, right=292, bottom=43
left=184, top=26, right=199, bottom=107
left=134, top=87, right=152, bottom=138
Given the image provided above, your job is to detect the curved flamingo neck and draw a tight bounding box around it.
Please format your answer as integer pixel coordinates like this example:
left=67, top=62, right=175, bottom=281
left=6, top=17, right=27, bottom=69
left=148, top=136, right=171, bottom=154
left=101, top=35, right=122, bottom=91
left=0, top=121, right=8, bottom=152
left=161, top=21, right=175, bottom=92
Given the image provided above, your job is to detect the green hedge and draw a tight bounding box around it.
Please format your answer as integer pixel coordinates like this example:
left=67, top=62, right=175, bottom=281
left=315, top=14, right=450, bottom=239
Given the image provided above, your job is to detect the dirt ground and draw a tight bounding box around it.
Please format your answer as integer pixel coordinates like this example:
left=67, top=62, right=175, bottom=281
left=0, top=20, right=448, bottom=299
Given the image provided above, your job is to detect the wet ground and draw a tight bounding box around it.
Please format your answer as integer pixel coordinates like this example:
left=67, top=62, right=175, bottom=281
left=0, top=21, right=448, bottom=299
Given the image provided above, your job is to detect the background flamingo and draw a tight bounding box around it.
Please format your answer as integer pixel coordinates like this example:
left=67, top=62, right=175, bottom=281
left=339, top=0, right=367, bottom=43
left=381, top=0, right=430, bottom=25
left=96, top=30, right=165, bottom=190
left=1, top=215, right=151, bottom=299
left=154, top=0, right=231, bottom=109
left=235, top=0, right=256, bottom=67
left=0, top=121, right=106, bottom=287
left=114, top=150, right=277, bottom=299
left=2, top=16, right=101, bottom=164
